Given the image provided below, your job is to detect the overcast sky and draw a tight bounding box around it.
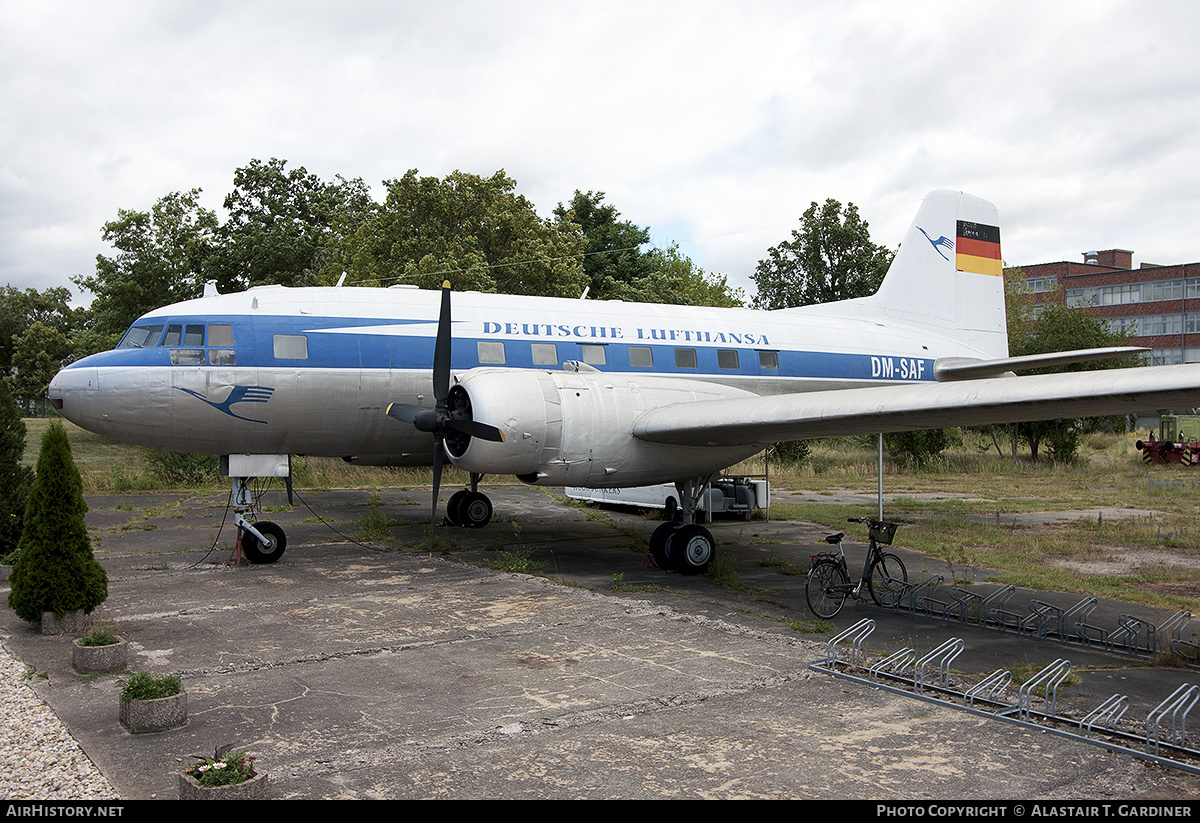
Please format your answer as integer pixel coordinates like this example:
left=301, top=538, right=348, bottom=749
left=3, top=0, right=1199, bottom=307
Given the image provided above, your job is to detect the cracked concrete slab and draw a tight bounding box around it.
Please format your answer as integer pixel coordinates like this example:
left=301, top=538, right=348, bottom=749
left=3, top=485, right=1199, bottom=799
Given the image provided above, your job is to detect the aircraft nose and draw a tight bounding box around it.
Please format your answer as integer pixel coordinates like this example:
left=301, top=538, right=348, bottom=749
left=48, top=365, right=92, bottom=425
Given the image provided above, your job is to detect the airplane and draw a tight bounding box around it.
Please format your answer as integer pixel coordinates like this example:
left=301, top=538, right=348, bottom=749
left=48, top=190, right=1200, bottom=574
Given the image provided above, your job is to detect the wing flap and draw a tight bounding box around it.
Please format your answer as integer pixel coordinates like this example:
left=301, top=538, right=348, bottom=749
left=632, top=364, right=1200, bottom=447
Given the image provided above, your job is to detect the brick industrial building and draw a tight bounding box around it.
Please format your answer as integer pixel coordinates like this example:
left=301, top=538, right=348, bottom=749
left=1020, top=249, right=1200, bottom=365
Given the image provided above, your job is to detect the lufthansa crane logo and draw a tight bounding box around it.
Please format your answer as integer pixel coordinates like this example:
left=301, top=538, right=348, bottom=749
left=918, top=226, right=954, bottom=261
left=176, top=385, right=275, bottom=424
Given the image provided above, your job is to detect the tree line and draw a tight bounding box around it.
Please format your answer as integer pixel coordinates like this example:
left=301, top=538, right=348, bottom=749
left=2, top=158, right=1132, bottom=463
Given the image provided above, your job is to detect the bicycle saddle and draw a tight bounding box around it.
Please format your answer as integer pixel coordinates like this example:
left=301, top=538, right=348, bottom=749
left=824, top=532, right=844, bottom=544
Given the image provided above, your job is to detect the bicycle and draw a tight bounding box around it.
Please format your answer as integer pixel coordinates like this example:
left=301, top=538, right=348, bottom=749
left=805, top=517, right=909, bottom=618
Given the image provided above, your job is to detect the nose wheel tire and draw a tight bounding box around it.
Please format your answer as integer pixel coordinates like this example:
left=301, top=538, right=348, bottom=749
left=242, top=521, right=286, bottom=564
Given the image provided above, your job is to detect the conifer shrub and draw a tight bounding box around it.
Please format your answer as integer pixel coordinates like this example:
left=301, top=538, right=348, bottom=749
left=7, top=421, right=108, bottom=622
left=0, top=381, right=34, bottom=561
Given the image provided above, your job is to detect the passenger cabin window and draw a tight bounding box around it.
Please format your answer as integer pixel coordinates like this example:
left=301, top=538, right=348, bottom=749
left=477, top=341, right=505, bottom=364
left=531, top=343, right=558, bottom=366
left=629, top=346, right=653, bottom=368
left=758, top=350, right=779, bottom=370
left=209, top=324, right=234, bottom=346
left=274, top=334, right=308, bottom=360
left=717, top=349, right=739, bottom=370
left=580, top=344, right=606, bottom=366
left=209, top=324, right=235, bottom=365
left=170, top=349, right=204, bottom=365
left=119, top=325, right=163, bottom=348
left=675, top=348, right=697, bottom=369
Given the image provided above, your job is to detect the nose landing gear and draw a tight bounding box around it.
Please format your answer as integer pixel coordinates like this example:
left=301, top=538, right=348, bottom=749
left=229, top=476, right=287, bottom=565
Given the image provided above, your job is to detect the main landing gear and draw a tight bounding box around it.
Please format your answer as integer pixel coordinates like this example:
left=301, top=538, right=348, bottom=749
left=230, top=476, right=287, bottom=564
left=444, top=473, right=493, bottom=528
left=648, top=477, right=716, bottom=576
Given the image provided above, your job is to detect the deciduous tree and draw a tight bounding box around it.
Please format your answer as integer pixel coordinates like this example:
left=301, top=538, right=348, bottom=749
left=10, top=322, right=68, bottom=406
left=752, top=198, right=893, bottom=309
left=554, top=191, right=743, bottom=306
left=1010, top=288, right=1141, bottom=460
left=208, top=158, right=375, bottom=292
left=329, top=170, right=588, bottom=298
left=0, top=286, right=85, bottom=374
left=74, top=189, right=218, bottom=352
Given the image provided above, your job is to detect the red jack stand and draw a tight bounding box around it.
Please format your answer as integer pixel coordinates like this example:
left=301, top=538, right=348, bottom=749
left=227, top=527, right=249, bottom=566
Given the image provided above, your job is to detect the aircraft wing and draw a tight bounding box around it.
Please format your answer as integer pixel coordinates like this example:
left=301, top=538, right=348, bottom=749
left=631, top=363, right=1200, bottom=447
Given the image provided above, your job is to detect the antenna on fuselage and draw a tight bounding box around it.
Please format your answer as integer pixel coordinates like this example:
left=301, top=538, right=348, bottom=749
left=335, top=272, right=347, bottom=287
left=580, top=286, right=589, bottom=300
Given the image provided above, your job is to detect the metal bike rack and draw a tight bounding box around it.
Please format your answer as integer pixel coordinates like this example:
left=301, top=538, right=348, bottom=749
left=823, top=617, right=874, bottom=667
left=858, top=567, right=1199, bottom=668
left=810, top=625, right=1200, bottom=776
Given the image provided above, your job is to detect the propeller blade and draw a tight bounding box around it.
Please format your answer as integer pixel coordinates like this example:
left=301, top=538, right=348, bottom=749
left=444, top=417, right=506, bottom=443
left=387, top=403, right=441, bottom=433
left=386, top=402, right=422, bottom=423
left=430, top=446, right=444, bottom=538
left=433, top=280, right=452, bottom=406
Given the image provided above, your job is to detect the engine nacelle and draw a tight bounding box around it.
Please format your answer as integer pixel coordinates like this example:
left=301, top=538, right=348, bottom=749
left=445, top=367, right=762, bottom=487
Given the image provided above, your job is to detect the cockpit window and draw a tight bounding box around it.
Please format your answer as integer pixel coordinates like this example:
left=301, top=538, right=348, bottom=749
left=118, top=325, right=164, bottom=349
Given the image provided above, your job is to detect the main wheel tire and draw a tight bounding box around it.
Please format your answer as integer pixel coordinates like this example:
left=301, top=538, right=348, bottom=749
left=242, top=521, right=287, bottom=564
left=867, top=553, right=909, bottom=608
left=806, top=560, right=849, bottom=619
left=650, top=522, right=677, bottom=569
left=459, top=491, right=492, bottom=528
left=668, top=523, right=715, bottom=575
left=445, top=490, right=469, bottom=526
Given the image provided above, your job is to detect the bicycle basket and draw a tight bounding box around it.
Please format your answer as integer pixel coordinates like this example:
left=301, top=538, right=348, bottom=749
left=868, top=521, right=898, bottom=545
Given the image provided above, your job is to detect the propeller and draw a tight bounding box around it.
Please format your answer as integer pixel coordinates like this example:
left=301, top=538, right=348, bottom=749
left=385, top=281, right=504, bottom=535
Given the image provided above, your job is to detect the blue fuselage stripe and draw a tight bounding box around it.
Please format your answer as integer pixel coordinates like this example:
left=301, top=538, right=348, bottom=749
left=67, top=314, right=935, bottom=383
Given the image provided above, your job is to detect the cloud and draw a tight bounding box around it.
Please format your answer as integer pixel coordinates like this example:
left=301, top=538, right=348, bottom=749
left=3, top=0, right=1200, bottom=303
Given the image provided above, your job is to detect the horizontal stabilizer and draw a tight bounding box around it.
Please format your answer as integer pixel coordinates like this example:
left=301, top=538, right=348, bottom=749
left=934, top=347, right=1149, bottom=381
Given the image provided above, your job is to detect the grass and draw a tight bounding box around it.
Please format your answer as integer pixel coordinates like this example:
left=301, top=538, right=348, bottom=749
left=738, top=430, right=1200, bottom=614
left=21, top=416, right=1200, bottom=615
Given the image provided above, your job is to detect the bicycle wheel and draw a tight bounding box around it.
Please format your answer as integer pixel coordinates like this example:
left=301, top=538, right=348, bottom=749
left=868, top=552, right=908, bottom=608
left=806, top=560, right=850, bottom=619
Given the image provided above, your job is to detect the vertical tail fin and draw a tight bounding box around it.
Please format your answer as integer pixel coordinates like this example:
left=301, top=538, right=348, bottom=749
left=873, top=190, right=1008, bottom=359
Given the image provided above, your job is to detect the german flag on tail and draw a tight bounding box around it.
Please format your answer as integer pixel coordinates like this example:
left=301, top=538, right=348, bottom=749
left=956, top=220, right=1002, bottom=276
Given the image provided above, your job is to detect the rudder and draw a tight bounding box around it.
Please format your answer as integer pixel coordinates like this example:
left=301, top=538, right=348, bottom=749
left=872, top=190, right=1008, bottom=359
